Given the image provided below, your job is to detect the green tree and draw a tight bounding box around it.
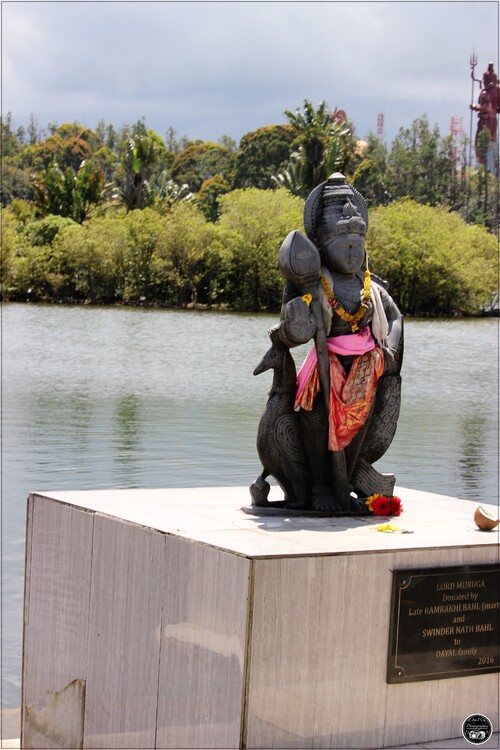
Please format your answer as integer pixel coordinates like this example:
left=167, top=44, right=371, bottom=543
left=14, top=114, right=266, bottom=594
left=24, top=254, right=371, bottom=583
left=55, top=217, right=130, bottom=303
left=5, top=211, right=79, bottom=302
left=1, top=113, right=20, bottom=158
left=367, top=199, right=497, bottom=315
left=465, top=165, right=498, bottom=230
left=105, top=123, right=118, bottom=150
left=271, top=150, right=304, bottom=196
left=1, top=115, right=33, bottom=205
left=351, top=133, right=391, bottom=206
left=17, top=123, right=100, bottom=173
left=56, top=123, right=100, bottom=151
left=123, top=208, right=165, bottom=300
left=1, top=165, right=33, bottom=206
left=171, top=142, right=235, bottom=192
left=1, top=206, right=24, bottom=295
left=282, top=100, right=354, bottom=196
left=165, top=127, right=180, bottom=154
left=93, top=144, right=119, bottom=184
left=217, top=188, right=304, bottom=311
left=159, top=202, right=220, bottom=306
left=195, top=174, right=231, bottom=222
left=475, top=127, right=493, bottom=227
left=143, top=172, right=192, bottom=213
left=27, top=113, right=41, bottom=145
left=31, top=159, right=104, bottom=222
left=118, top=131, right=165, bottom=210
left=387, top=116, right=453, bottom=207
left=233, top=125, right=294, bottom=189
left=165, top=127, right=193, bottom=155
left=22, top=214, right=78, bottom=246
left=95, top=118, right=107, bottom=143
left=7, top=198, right=36, bottom=227
left=16, top=126, right=26, bottom=145
left=218, top=134, right=237, bottom=150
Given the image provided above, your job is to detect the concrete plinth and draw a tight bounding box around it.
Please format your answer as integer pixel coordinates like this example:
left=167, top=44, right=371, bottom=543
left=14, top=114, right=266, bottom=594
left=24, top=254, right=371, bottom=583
left=22, top=487, right=499, bottom=749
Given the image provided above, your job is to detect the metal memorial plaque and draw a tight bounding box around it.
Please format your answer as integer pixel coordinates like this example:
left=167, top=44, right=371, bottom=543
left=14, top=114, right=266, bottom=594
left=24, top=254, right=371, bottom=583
left=387, top=564, right=500, bottom=683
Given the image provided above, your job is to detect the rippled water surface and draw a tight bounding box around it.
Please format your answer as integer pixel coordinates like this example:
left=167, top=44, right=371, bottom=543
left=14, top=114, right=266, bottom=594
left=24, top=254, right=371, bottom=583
left=2, top=303, right=499, bottom=707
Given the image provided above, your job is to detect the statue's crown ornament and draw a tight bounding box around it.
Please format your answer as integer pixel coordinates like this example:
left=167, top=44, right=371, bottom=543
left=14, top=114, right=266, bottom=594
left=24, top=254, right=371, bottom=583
left=304, top=172, right=368, bottom=244
left=324, top=198, right=367, bottom=239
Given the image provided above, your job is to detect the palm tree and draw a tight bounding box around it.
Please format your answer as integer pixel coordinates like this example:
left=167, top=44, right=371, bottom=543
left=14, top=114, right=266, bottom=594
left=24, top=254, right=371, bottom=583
left=271, top=151, right=303, bottom=196
left=283, top=100, right=353, bottom=195
left=122, top=134, right=161, bottom=210
left=31, top=159, right=104, bottom=222
left=144, top=171, right=193, bottom=213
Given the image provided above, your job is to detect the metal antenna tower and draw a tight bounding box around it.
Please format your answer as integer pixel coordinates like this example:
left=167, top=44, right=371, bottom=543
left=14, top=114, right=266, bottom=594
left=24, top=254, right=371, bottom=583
left=377, top=113, right=384, bottom=139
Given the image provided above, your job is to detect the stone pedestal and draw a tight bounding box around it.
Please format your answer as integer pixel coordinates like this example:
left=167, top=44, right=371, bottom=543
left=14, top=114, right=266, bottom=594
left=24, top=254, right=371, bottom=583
left=22, top=487, right=499, bottom=749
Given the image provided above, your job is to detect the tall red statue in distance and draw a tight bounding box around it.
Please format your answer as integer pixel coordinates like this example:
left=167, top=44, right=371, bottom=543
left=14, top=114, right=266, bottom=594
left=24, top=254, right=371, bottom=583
left=470, top=61, right=500, bottom=163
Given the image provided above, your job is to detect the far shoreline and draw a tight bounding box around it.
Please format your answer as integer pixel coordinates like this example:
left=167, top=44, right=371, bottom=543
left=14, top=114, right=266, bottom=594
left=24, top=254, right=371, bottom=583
left=1, top=298, right=498, bottom=319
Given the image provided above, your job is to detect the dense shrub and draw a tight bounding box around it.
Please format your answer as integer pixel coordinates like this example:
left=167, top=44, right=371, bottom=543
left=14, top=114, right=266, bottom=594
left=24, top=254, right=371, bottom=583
left=217, top=188, right=304, bottom=311
left=55, top=217, right=131, bottom=303
left=367, top=199, right=497, bottom=315
left=22, top=214, right=78, bottom=245
left=159, top=202, right=221, bottom=306
left=3, top=192, right=496, bottom=316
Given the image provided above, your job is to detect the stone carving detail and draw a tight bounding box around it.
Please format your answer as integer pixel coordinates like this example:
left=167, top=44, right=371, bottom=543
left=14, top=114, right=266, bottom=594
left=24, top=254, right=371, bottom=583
left=250, top=173, right=404, bottom=515
left=250, top=344, right=311, bottom=509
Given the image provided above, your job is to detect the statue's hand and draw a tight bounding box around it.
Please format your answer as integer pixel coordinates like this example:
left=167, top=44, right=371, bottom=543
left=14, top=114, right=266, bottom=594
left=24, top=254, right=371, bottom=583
left=380, top=342, right=395, bottom=359
left=283, top=296, right=317, bottom=345
left=380, top=342, right=399, bottom=375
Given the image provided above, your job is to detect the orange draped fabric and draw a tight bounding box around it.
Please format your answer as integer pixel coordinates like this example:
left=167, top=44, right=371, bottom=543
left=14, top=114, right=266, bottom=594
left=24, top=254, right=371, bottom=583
left=296, top=348, right=385, bottom=451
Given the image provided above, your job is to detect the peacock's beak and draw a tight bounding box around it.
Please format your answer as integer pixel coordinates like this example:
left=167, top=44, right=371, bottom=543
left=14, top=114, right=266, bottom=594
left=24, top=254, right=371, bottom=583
left=253, top=346, right=274, bottom=376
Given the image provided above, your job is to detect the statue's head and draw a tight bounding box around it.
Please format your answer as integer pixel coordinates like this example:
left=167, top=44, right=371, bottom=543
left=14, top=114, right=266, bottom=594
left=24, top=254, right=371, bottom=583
left=304, top=172, right=368, bottom=244
left=318, top=195, right=367, bottom=245
left=304, top=173, right=368, bottom=274
left=483, top=63, right=497, bottom=88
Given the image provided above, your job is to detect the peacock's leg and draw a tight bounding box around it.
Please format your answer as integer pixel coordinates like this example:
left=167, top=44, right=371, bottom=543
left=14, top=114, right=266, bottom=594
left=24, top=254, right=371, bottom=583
left=299, top=399, right=342, bottom=511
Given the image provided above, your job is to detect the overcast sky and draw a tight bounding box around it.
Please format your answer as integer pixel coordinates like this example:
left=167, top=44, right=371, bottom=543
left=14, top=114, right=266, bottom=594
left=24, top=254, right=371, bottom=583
left=2, top=1, right=498, bottom=146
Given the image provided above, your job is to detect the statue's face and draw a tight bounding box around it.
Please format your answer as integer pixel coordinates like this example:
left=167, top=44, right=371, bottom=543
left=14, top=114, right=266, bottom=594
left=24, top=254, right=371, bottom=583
left=323, top=234, right=365, bottom=275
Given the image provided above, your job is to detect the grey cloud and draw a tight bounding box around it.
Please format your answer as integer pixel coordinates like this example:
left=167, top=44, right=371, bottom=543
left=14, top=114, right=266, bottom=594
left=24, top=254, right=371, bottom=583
left=3, top=1, right=498, bottom=144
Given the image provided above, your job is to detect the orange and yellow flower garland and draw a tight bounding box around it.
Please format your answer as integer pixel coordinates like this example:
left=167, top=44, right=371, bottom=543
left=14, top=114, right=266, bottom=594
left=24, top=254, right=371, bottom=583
left=320, top=269, right=372, bottom=333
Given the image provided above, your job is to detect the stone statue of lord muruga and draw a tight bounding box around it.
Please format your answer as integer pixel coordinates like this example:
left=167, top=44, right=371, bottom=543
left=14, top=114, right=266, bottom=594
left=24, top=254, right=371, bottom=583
left=249, top=173, right=404, bottom=516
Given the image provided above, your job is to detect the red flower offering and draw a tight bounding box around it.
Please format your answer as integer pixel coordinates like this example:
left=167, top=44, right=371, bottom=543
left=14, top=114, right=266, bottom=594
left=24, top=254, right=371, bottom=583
left=365, top=494, right=403, bottom=516
left=390, top=496, right=403, bottom=516
left=371, top=495, right=392, bottom=516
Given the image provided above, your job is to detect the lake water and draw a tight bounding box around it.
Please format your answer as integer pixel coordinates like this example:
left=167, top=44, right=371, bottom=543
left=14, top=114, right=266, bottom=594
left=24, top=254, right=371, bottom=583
left=2, top=303, right=499, bottom=709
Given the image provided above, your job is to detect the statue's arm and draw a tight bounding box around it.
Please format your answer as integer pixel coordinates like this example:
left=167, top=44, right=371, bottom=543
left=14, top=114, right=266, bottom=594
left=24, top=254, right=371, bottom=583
left=382, top=289, right=403, bottom=355
left=281, top=280, right=301, bottom=306
left=269, top=281, right=317, bottom=349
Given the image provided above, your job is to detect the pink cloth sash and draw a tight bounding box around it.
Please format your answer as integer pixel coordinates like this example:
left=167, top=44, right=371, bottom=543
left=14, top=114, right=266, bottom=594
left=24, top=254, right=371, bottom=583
left=295, top=327, right=376, bottom=408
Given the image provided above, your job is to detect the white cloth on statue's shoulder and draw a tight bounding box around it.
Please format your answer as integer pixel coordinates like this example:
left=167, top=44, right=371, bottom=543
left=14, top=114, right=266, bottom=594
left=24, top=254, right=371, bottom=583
left=371, top=280, right=389, bottom=348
